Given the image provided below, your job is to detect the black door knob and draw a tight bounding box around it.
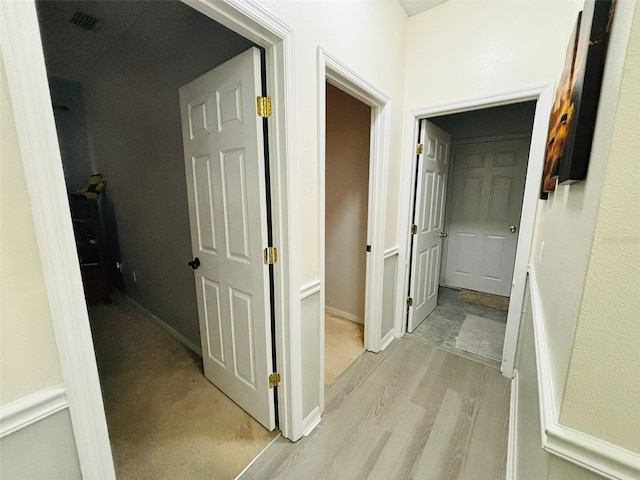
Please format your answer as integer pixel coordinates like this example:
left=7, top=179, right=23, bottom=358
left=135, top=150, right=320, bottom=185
left=188, top=257, right=200, bottom=270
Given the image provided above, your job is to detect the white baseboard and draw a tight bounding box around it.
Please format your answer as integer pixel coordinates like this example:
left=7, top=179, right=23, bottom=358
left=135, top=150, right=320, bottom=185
left=0, top=386, right=68, bottom=438
left=121, top=295, right=203, bottom=357
left=380, top=329, right=395, bottom=351
left=529, top=265, right=640, bottom=479
left=302, top=406, right=322, bottom=436
left=506, top=370, right=519, bottom=480
left=325, top=306, right=363, bottom=325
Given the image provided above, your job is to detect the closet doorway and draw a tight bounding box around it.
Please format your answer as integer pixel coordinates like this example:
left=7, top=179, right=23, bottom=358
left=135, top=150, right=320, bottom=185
left=323, top=83, right=370, bottom=386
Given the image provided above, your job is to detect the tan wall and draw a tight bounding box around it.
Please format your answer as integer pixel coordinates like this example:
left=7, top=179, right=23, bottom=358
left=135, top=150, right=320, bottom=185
left=325, top=84, right=370, bottom=322
left=0, top=51, right=63, bottom=405
left=560, top=1, right=640, bottom=453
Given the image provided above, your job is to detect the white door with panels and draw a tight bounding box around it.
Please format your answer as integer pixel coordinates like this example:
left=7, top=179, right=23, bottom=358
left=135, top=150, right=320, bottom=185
left=179, top=47, right=275, bottom=430
left=407, top=120, right=450, bottom=333
left=442, top=137, right=530, bottom=297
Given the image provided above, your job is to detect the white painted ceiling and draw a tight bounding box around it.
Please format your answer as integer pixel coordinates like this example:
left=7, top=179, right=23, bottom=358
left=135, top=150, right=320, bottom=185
left=397, top=0, right=450, bottom=17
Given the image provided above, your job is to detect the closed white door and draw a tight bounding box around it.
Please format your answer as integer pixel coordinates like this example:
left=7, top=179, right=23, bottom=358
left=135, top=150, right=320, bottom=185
left=442, top=137, right=530, bottom=297
left=179, top=47, right=275, bottom=430
left=407, top=120, right=450, bottom=333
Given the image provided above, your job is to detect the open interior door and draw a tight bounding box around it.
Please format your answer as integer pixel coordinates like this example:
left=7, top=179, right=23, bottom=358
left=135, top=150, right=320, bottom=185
left=407, top=120, right=450, bottom=333
left=179, top=47, right=275, bottom=430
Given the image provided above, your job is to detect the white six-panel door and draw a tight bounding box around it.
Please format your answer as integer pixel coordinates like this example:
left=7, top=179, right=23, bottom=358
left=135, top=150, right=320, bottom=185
left=407, top=120, right=450, bottom=333
left=443, top=137, right=530, bottom=297
left=179, top=47, right=275, bottom=430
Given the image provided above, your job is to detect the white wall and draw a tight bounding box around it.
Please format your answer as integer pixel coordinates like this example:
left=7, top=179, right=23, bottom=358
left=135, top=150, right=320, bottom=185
left=0, top=52, right=63, bottom=406
left=559, top=1, right=640, bottom=453
left=405, top=0, right=583, bottom=109
left=404, top=0, right=581, bottom=418
left=0, top=50, right=81, bottom=478
left=325, top=83, right=370, bottom=322
left=261, top=0, right=408, bottom=280
left=38, top=2, right=254, bottom=346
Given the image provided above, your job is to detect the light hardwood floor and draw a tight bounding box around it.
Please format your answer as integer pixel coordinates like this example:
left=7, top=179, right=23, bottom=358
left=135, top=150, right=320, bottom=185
left=241, top=336, right=510, bottom=480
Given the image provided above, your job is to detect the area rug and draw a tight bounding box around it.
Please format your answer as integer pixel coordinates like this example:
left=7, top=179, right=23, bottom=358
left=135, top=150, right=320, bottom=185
left=455, top=314, right=506, bottom=361
left=458, top=289, right=510, bottom=311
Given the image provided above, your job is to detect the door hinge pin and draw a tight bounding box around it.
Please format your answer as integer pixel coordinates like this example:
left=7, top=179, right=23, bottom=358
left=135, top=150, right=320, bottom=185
left=411, top=224, right=418, bottom=235
left=407, top=297, right=414, bottom=307
left=416, top=143, right=424, bottom=155
left=264, top=246, right=278, bottom=265
left=257, top=96, right=272, bottom=118
left=268, top=372, right=281, bottom=388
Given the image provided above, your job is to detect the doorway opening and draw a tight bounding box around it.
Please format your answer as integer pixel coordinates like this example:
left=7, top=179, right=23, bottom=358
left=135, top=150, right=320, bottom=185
left=323, top=83, right=369, bottom=387
left=401, top=87, right=554, bottom=377
left=36, top=1, right=278, bottom=476
left=407, top=102, right=536, bottom=368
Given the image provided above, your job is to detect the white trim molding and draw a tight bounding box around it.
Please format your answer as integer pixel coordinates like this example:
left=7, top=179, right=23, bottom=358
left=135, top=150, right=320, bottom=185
left=300, top=279, right=321, bottom=300
left=302, top=406, right=323, bottom=437
left=529, top=265, right=640, bottom=480
left=383, top=246, right=399, bottom=260
left=506, top=370, right=519, bottom=480
left=325, top=306, right=362, bottom=325
left=0, top=386, right=68, bottom=438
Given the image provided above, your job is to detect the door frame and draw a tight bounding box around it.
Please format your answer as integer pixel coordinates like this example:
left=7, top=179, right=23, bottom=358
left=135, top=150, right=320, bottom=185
left=0, top=1, right=300, bottom=478
left=399, top=85, right=554, bottom=379
left=318, top=46, right=391, bottom=351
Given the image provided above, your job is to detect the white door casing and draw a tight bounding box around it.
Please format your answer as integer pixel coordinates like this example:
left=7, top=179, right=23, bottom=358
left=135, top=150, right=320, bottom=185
left=179, top=47, right=275, bottom=430
left=407, top=120, right=450, bottom=333
left=443, top=137, right=530, bottom=297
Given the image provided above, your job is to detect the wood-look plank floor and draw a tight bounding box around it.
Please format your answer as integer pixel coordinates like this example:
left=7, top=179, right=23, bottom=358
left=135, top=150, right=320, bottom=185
left=241, top=337, right=510, bottom=480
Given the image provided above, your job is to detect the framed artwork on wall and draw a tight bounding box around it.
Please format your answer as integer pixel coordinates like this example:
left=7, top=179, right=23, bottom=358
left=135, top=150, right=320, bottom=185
left=542, top=0, right=615, bottom=196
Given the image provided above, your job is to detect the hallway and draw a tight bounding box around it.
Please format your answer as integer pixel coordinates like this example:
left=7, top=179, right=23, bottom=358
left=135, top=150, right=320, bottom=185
left=241, top=336, right=510, bottom=479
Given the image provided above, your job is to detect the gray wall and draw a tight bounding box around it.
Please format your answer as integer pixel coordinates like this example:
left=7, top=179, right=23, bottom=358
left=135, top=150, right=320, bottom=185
left=430, top=101, right=536, bottom=141
left=0, top=410, right=82, bottom=480
left=513, top=282, right=604, bottom=479
left=48, top=76, right=93, bottom=193
left=59, top=2, right=253, bottom=346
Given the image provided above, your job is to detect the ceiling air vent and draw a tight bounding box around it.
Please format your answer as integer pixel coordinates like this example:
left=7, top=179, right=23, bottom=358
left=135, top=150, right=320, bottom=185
left=69, top=11, right=99, bottom=31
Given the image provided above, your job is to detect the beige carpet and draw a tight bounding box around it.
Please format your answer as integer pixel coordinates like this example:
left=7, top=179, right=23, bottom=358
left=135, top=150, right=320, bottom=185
left=458, top=289, right=510, bottom=311
left=324, top=312, right=365, bottom=387
left=88, top=293, right=278, bottom=480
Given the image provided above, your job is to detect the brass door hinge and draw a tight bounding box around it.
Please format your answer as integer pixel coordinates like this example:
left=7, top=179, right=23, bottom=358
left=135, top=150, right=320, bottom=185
left=411, top=224, right=418, bottom=235
left=416, top=143, right=424, bottom=155
left=268, top=372, right=281, bottom=388
left=407, top=297, right=414, bottom=307
left=257, top=96, right=272, bottom=118
left=264, top=246, right=278, bottom=265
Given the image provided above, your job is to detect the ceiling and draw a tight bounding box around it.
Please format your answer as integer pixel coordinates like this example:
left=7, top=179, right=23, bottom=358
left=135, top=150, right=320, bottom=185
left=36, top=0, right=450, bottom=82
left=396, top=0, right=450, bottom=17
